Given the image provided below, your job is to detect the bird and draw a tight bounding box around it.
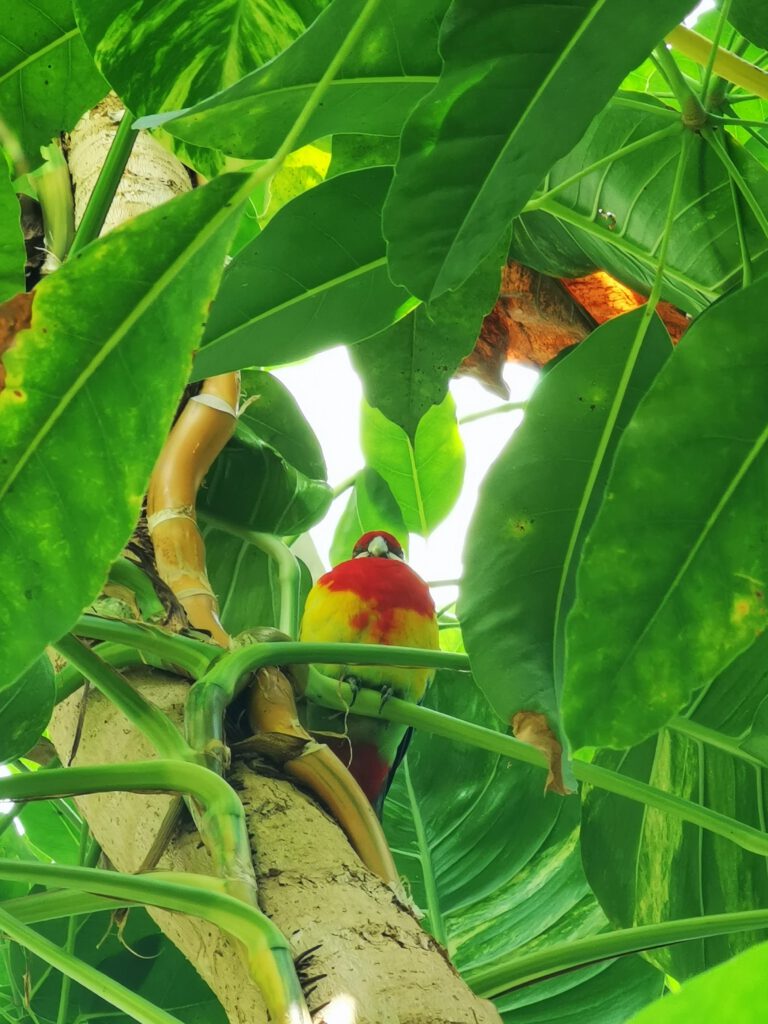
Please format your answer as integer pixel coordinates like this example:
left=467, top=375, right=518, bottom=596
left=299, top=531, right=439, bottom=815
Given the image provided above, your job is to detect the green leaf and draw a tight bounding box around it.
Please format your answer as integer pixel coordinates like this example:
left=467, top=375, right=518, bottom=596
left=512, top=98, right=768, bottom=313
left=564, top=279, right=768, bottom=751
left=329, top=468, right=407, bottom=567
left=581, top=632, right=768, bottom=982
left=74, top=0, right=324, bottom=173
left=198, top=370, right=331, bottom=535
left=238, top=370, right=327, bottom=480
left=626, top=941, right=768, bottom=1023
left=12, top=909, right=227, bottom=1023
left=360, top=394, right=465, bottom=536
left=17, top=802, right=80, bottom=864
left=351, top=239, right=504, bottom=438
left=0, top=174, right=246, bottom=687
left=132, top=0, right=446, bottom=160
left=730, top=0, right=768, bottom=49
left=459, top=310, right=670, bottom=748
left=384, top=647, right=662, bottom=1022
left=194, top=168, right=417, bottom=380
left=0, top=169, right=24, bottom=302
left=383, top=0, right=697, bottom=302
left=0, top=0, right=107, bottom=164
left=0, top=657, right=54, bottom=763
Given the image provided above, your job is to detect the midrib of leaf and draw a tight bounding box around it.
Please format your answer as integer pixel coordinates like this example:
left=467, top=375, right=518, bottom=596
left=0, top=28, right=79, bottom=87
left=202, top=257, right=418, bottom=355
left=405, top=435, right=428, bottom=534
left=0, top=178, right=250, bottom=503
left=431, top=0, right=610, bottom=289
left=558, top=137, right=690, bottom=705
left=612, top=419, right=768, bottom=684
left=533, top=196, right=721, bottom=300
left=150, top=75, right=439, bottom=124
left=403, top=757, right=447, bottom=945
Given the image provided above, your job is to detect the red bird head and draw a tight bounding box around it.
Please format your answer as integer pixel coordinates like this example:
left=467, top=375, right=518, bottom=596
left=352, top=531, right=405, bottom=561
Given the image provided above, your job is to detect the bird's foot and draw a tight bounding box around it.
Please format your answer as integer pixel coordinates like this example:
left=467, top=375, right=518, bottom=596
left=378, top=685, right=395, bottom=712
left=340, top=674, right=361, bottom=706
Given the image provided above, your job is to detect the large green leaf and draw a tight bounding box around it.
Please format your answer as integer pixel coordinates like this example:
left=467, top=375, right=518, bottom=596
left=730, top=0, right=768, bottom=48
left=383, top=0, right=697, bottom=302
left=360, top=394, right=465, bottom=536
left=0, top=657, right=54, bottom=763
left=0, top=0, right=106, bottom=164
left=329, top=468, right=407, bottom=567
left=198, top=371, right=331, bottom=535
left=0, top=174, right=246, bottom=688
left=351, top=240, right=504, bottom=439
left=511, top=98, right=768, bottom=313
left=133, top=0, right=446, bottom=160
left=564, top=279, right=768, bottom=751
left=627, top=941, right=768, bottom=1023
left=0, top=169, right=24, bottom=302
left=74, top=0, right=324, bottom=173
left=193, top=168, right=416, bottom=380
left=459, top=311, right=670, bottom=751
left=581, top=632, right=768, bottom=982
left=10, top=908, right=226, bottom=1023
left=384, top=644, right=663, bottom=1022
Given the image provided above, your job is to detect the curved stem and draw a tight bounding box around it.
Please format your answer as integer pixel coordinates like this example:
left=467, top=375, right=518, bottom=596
left=54, top=635, right=192, bottom=760
left=466, top=907, right=768, bottom=996
left=55, top=644, right=158, bottom=703
left=200, top=514, right=301, bottom=638
left=71, top=613, right=218, bottom=677
left=653, top=45, right=707, bottom=127
left=0, top=761, right=255, bottom=909
left=305, top=676, right=768, bottom=857
left=0, top=906, right=183, bottom=1024
left=0, top=861, right=305, bottom=1024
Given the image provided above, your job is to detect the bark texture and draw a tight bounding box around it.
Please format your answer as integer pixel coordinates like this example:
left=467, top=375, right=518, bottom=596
left=66, top=94, right=192, bottom=234
left=50, top=672, right=501, bottom=1024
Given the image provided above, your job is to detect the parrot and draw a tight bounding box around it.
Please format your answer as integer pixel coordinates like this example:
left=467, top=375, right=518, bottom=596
left=299, top=531, right=439, bottom=815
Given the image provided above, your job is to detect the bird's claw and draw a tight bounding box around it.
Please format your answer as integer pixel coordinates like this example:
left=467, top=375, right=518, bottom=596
left=341, top=674, right=361, bottom=706
left=378, top=686, right=395, bottom=712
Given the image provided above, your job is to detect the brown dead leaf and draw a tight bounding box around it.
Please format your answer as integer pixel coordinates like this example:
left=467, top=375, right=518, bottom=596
left=511, top=710, right=572, bottom=796
left=457, top=262, right=594, bottom=387
left=561, top=271, right=690, bottom=342
left=0, top=291, right=34, bottom=391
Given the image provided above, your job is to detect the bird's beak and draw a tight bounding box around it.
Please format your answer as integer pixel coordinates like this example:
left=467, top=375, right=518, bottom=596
left=367, top=536, right=389, bottom=558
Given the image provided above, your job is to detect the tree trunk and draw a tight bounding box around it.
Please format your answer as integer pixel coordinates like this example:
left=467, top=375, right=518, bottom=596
left=51, top=672, right=501, bottom=1024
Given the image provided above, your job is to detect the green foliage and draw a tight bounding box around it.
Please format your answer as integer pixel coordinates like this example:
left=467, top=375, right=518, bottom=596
left=194, top=168, right=416, bottom=379
left=360, top=394, right=465, bottom=536
left=383, top=0, right=697, bottom=301
left=564, top=280, right=768, bottom=750
left=626, top=941, right=768, bottom=1023
left=581, top=631, right=768, bottom=981
left=0, top=0, right=107, bottom=165
left=5, top=0, right=768, bottom=1020
left=0, top=168, right=25, bottom=301
left=133, top=0, right=447, bottom=159
left=460, top=311, right=670, bottom=756
left=0, top=174, right=245, bottom=691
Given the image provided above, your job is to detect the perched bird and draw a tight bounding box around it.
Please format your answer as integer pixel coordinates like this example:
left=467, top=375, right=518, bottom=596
left=300, top=531, right=439, bottom=814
